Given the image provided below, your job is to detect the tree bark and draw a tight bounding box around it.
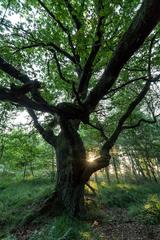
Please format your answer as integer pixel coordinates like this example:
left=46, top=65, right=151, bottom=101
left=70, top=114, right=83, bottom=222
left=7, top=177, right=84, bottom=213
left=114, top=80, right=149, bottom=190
left=54, top=119, right=86, bottom=216
left=105, top=167, right=111, bottom=184
left=112, top=156, right=120, bottom=183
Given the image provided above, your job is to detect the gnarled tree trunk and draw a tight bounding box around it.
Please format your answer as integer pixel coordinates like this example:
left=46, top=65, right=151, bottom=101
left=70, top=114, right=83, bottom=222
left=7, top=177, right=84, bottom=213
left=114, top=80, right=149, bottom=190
left=55, top=119, right=87, bottom=216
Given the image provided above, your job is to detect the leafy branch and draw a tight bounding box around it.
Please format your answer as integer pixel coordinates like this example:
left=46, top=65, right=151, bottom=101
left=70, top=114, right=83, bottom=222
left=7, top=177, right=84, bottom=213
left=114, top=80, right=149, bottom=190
left=78, top=0, right=105, bottom=98
left=64, top=0, right=81, bottom=31
left=38, top=0, right=80, bottom=65
left=85, top=0, right=160, bottom=111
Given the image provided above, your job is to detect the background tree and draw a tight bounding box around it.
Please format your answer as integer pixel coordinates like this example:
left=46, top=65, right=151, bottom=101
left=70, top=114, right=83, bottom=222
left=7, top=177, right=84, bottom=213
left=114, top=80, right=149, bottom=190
left=0, top=129, right=53, bottom=177
left=117, top=119, right=160, bottom=182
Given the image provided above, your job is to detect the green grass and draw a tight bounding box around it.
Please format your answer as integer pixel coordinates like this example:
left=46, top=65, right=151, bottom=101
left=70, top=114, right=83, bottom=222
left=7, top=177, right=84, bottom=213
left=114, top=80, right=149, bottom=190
left=99, top=183, right=143, bottom=207
left=98, top=182, right=160, bottom=224
left=0, top=176, right=102, bottom=240
left=0, top=176, right=53, bottom=238
left=1, top=175, right=160, bottom=239
left=29, top=215, right=100, bottom=240
left=3, top=215, right=101, bottom=240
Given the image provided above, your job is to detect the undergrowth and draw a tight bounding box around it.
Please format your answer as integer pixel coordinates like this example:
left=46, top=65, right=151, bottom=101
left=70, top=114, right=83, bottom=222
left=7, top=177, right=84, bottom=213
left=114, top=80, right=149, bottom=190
left=0, top=176, right=52, bottom=238
left=1, top=175, right=160, bottom=239
left=29, top=215, right=100, bottom=240
left=0, top=176, right=102, bottom=240
left=98, top=182, right=160, bottom=224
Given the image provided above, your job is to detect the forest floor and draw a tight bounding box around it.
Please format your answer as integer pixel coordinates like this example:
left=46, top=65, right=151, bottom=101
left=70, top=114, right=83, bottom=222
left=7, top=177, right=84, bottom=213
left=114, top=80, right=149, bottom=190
left=12, top=207, right=160, bottom=240
left=96, top=207, right=160, bottom=240
left=1, top=175, right=160, bottom=240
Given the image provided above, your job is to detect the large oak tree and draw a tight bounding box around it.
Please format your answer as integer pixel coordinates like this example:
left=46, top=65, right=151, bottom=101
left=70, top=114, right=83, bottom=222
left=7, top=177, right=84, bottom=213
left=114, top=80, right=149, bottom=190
left=0, top=0, right=160, bottom=216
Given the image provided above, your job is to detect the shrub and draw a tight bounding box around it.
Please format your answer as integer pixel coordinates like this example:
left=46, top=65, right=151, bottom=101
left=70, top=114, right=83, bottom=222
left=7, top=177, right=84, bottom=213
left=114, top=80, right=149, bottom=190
left=128, top=194, right=160, bottom=224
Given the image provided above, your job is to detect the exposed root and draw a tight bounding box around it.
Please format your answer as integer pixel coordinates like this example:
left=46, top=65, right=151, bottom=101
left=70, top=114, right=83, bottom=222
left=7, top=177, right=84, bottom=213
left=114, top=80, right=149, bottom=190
left=36, top=192, right=63, bottom=216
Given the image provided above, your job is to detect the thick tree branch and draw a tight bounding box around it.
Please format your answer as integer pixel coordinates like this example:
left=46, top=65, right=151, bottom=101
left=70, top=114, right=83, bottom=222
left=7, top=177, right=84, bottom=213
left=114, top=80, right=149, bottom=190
left=0, top=56, right=30, bottom=84
left=84, top=31, right=159, bottom=170
left=0, top=58, right=61, bottom=116
left=0, top=85, right=90, bottom=122
left=27, top=108, right=57, bottom=147
left=81, top=156, right=110, bottom=183
left=104, top=75, right=160, bottom=150
left=85, top=0, right=160, bottom=111
left=100, top=36, right=158, bottom=154
left=0, top=87, right=58, bottom=114
left=78, top=0, right=105, bottom=98
left=0, top=55, right=81, bottom=119
left=0, top=55, right=52, bottom=105
left=0, top=57, right=89, bottom=122
left=0, top=56, right=89, bottom=121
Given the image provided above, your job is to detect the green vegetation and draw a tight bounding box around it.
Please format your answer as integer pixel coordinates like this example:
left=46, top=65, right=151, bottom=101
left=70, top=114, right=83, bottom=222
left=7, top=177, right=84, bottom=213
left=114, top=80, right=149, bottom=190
left=1, top=175, right=160, bottom=239
left=0, top=176, right=52, bottom=238
left=29, top=215, right=98, bottom=240
left=0, top=0, right=160, bottom=239
left=0, top=176, right=101, bottom=240
left=129, top=193, right=160, bottom=224
left=99, top=182, right=160, bottom=224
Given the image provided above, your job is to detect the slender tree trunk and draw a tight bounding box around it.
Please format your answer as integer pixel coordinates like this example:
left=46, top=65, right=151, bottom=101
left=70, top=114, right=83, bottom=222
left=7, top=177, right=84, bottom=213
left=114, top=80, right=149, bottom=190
left=147, top=158, right=158, bottom=183
left=143, top=157, right=152, bottom=181
left=30, top=162, right=34, bottom=176
left=51, top=147, right=55, bottom=180
left=128, top=151, right=139, bottom=182
left=105, top=167, right=111, bottom=184
left=23, top=164, right=27, bottom=179
left=112, top=156, right=120, bottom=183
left=156, top=158, right=160, bottom=178
left=132, top=150, right=147, bottom=180
left=144, top=147, right=158, bottom=183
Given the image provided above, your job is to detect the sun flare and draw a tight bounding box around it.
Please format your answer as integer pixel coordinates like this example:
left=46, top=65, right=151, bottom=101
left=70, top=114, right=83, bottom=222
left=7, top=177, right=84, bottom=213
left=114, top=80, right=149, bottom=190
left=87, top=152, right=97, bottom=163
